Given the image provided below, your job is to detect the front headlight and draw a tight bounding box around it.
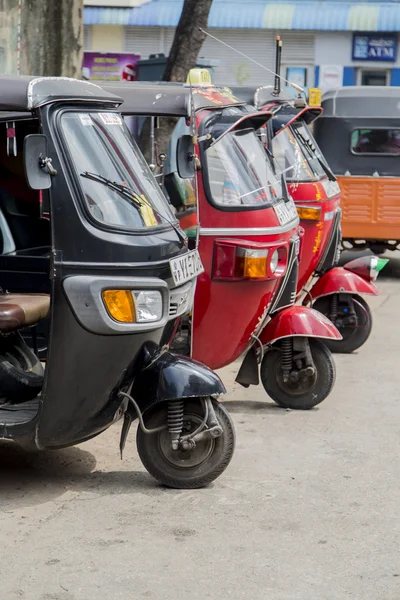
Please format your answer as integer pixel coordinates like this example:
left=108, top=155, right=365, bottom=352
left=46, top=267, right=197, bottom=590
left=270, top=250, right=279, bottom=274
left=133, top=290, right=163, bottom=322
left=102, top=289, right=163, bottom=323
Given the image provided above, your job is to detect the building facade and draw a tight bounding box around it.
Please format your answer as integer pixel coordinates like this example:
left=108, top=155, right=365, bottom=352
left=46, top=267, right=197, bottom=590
left=83, top=0, right=400, bottom=90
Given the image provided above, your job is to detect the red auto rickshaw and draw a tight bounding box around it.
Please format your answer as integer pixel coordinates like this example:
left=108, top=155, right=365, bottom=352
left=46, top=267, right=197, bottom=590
left=232, top=75, right=386, bottom=354
left=101, top=77, right=341, bottom=409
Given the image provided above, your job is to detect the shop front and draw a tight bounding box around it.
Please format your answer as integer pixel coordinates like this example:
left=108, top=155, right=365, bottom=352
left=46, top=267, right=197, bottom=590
left=316, top=32, right=400, bottom=90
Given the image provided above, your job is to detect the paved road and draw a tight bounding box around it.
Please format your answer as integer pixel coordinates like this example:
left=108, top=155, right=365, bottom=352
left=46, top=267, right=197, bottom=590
left=1, top=252, right=400, bottom=600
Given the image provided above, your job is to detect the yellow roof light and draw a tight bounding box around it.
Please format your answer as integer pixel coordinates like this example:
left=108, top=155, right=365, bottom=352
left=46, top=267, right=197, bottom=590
left=308, top=88, right=322, bottom=107
left=187, top=68, right=212, bottom=85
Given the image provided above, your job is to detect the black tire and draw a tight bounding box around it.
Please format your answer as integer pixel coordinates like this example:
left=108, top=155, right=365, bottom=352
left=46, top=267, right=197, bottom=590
left=370, top=244, right=386, bottom=256
left=136, top=398, right=235, bottom=489
left=313, top=295, right=372, bottom=354
left=0, top=334, right=44, bottom=403
left=261, top=338, right=336, bottom=410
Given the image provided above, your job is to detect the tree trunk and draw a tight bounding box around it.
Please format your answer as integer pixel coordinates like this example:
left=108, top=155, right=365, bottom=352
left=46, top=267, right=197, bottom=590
left=20, top=0, right=83, bottom=77
left=139, top=0, right=213, bottom=162
left=162, top=0, right=213, bottom=83
left=0, top=0, right=20, bottom=74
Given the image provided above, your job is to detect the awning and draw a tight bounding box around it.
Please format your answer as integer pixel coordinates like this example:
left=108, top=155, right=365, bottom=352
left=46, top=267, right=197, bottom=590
left=84, top=0, right=400, bottom=32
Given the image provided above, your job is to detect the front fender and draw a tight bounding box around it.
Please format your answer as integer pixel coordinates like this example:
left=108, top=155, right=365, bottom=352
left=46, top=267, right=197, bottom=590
left=260, top=305, right=342, bottom=345
left=310, top=267, right=379, bottom=300
left=130, top=348, right=226, bottom=415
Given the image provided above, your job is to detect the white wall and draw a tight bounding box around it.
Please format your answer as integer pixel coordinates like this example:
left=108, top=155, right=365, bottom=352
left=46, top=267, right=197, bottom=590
left=90, top=25, right=125, bottom=52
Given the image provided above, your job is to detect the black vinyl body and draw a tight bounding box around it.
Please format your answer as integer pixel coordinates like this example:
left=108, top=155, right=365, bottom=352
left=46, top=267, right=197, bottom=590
left=314, top=116, right=400, bottom=177
left=0, top=95, right=225, bottom=447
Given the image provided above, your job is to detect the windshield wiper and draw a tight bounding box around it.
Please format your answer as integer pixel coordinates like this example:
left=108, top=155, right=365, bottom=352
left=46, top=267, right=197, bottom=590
left=293, top=131, right=336, bottom=182
left=315, top=157, right=336, bottom=182
left=81, top=172, right=187, bottom=248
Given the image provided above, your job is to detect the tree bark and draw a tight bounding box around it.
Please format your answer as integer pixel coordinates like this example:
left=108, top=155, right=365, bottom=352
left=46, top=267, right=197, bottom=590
left=139, top=0, right=213, bottom=162
left=20, top=0, right=83, bottom=77
left=0, top=0, right=20, bottom=74
left=162, top=0, right=213, bottom=83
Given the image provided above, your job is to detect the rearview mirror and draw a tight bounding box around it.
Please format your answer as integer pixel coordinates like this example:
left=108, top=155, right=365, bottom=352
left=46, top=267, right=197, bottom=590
left=176, top=135, right=195, bottom=179
left=24, top=134, right=52, bottom=190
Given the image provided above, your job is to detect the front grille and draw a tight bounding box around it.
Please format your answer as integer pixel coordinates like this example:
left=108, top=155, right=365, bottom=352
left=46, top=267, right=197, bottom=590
left=316, top=208, right=342, bottom=274
left=168, top=280, right=194, bottom=320
left=270, top=235, right=299, bottom=313
left=169, top=301, right=179, bottom=317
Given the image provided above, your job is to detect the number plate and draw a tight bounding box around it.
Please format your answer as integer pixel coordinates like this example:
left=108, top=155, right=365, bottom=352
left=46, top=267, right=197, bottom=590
left=273, top=200, right=298, bottom=226
left=170, top=250, right=204, bottom=286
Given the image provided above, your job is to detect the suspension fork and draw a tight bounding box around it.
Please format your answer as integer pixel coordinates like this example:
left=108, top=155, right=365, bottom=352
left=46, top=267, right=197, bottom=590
left=280, top=337, right=316, bottom=383
left=330, top=294, right=338, bottom=322
left=168, top=397, right=223, bottom=451
left=281, top=338, right=293, bottom=383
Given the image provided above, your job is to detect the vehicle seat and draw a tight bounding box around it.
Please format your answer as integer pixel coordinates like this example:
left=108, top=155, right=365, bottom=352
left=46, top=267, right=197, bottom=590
left=0, top=293, right=50, bottom=333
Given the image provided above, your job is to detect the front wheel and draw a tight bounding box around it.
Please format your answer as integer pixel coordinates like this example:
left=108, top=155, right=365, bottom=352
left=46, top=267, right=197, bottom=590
left=313, top=294, right=372, bottom=354
left=136, top=399, right=235, bottom=489
left=260, top=338, right=336, bottom=410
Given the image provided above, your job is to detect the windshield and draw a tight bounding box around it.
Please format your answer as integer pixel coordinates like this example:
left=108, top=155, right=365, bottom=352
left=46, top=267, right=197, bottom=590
left=61, top=112, right=174, bottom=229
left=272, top=122, right=326, bottom=182
left=205, top=128, right=283, bottom=209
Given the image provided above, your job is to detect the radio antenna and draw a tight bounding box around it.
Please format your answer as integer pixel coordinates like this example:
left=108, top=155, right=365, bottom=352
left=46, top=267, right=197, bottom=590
left=273, top=36, right=283, bottom=96
left=199, top=28, right=304, bottom=95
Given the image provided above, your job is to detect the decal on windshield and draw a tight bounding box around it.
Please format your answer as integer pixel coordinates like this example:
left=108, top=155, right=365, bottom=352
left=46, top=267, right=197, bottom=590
left=79, top=114, right=93, bottom=126
left=99, top=113, right=123, bottom=126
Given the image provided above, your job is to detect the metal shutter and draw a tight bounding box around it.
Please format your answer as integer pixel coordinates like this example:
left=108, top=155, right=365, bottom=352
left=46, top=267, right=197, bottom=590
left=160, top=27, right=276, bottom=87
left=84, top=25, right=92, bottom=51
left=124, top=26, right=162, bottom=58
left=123, top=27, right=315, bottom=87
left=278, top=31, right=315, bottom=65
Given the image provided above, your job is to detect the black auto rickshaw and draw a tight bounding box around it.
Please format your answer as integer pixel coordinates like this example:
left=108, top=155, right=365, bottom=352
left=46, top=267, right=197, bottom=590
left=0, top=75, right=235, bottom=489
left=313, top=86, right=400, bottom=254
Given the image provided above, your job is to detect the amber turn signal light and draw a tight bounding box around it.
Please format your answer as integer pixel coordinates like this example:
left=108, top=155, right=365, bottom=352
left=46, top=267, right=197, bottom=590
left=296, top=206, right=321, bottom=221
left=236, top=248, right=268, bottom=279
left=102, top=289, right=136, bottom=323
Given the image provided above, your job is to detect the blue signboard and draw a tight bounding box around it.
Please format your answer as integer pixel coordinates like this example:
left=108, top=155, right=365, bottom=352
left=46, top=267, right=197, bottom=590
left=353, top=35, right=397, bottom=62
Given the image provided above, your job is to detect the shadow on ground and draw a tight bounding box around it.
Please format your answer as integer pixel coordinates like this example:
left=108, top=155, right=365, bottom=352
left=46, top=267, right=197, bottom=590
left=0, top=440, right=159, bottom=510
left=225, top=399, right=307, bottom=415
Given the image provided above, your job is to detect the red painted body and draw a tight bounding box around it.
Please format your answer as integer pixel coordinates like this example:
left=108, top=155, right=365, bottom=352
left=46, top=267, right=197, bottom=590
left=192, top=167, right=295, bottom=369
left=290, top=180, right=341, bottom=292
left=264, top=105, right=380, bottom=305
left=309, top=266, right=379, bottom=299
left=260, top=305, right=342, bottom=346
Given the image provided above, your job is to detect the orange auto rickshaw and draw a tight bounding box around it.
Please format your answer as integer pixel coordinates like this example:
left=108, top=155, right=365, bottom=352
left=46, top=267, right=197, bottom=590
left=314, top=86, right=400, bottom=255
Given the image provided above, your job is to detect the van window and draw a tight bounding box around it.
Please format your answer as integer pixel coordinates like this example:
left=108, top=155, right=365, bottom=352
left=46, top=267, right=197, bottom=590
left=351, top=129, right=400, bottom=155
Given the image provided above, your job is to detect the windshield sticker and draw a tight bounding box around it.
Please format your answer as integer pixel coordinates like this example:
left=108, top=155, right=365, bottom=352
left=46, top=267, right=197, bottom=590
left=79, top=114, right=93, bottom=127
left=132, top=192, right=158, bottom=227
left=99, top=113, right=123, bottom=126
left=322, top=180, right=341, bottom=198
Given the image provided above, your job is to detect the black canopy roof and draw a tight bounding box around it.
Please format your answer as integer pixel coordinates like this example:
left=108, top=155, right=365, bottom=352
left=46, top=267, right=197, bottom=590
left=0, top=76, right=122, bottom=115
left=321, top=86, right=400, bottom=119
left=100, top=81, right=246, bottom=116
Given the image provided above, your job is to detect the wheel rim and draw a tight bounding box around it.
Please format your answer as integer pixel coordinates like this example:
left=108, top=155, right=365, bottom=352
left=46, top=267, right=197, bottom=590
left=157, top=413, right=215, bottom=469
left=274, top=355, right=318, bottom=397
left=334, top=298, right=370, bottom=342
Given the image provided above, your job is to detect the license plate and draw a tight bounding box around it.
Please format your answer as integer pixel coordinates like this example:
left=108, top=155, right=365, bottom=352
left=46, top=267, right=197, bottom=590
left=170, top=250, right=204, bottom=286
left=274, top=200, right=298, bottom=226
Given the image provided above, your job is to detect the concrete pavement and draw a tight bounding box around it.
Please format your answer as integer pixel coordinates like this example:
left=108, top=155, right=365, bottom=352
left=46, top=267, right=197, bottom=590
left=1, top=253, right=400, bottom=600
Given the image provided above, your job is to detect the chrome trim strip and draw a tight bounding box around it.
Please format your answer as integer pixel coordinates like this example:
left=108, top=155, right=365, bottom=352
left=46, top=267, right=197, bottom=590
left=199, top=217, right=299, bottom=237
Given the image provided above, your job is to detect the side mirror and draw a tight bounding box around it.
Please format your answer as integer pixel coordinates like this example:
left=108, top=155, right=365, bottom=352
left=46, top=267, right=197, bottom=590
left=24, top=134, right=52, bottom=190
left=176, top=135, right=195, bottom=179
